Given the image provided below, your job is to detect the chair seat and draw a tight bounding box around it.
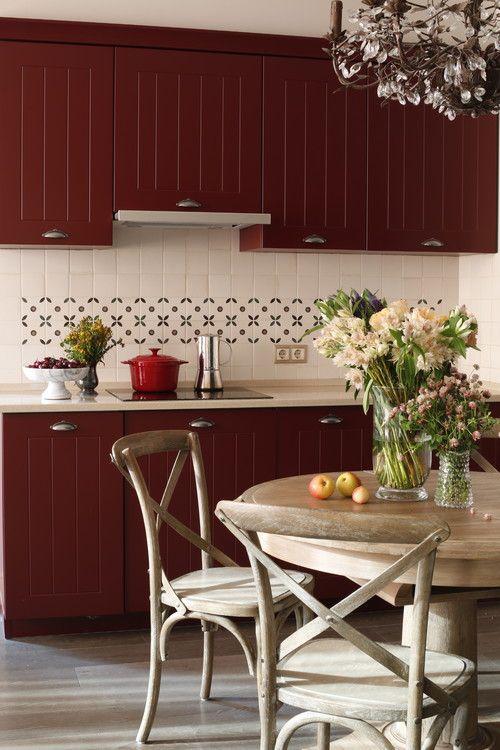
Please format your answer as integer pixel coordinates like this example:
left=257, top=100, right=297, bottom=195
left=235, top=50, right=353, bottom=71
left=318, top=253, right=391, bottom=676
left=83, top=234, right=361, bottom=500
left=164, top=567, right=313, bottom=617
left=277, top=639, right=475, bottom=722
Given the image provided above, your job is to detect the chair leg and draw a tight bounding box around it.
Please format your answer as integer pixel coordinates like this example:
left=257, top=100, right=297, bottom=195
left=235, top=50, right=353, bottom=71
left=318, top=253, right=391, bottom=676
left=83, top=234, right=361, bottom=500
left=451, top=701, right=470, bottom=749
left=200, top=625, right=215, bottom=701
left=255, top=615, right=276, bottom=750
left=136, top=606, right=163, bottom=744
left=302, top=604, right=314, bottom=625
left=317, top=722, right=331, bottom=749
left=294, top=605, right=304, bottom=629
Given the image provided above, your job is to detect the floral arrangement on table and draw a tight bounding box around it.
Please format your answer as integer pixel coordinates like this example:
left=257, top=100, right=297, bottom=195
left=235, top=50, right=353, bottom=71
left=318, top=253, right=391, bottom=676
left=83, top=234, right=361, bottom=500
left=395, top=367, right=494, bottom=508
left=61, top=316, right=121, bottom=395
left=305, top=289, right=481, bottom=501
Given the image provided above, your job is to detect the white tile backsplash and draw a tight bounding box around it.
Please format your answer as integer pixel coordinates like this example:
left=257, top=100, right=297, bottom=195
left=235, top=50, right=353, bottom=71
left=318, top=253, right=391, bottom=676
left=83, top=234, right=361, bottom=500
left=460, top=248, right=500, bottom=380
left=0, top=229, right=462, bottom=383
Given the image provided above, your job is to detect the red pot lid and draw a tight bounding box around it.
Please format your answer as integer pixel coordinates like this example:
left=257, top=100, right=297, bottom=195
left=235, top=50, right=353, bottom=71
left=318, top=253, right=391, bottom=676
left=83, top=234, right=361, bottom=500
left=122, top=348, right=188, bottom=366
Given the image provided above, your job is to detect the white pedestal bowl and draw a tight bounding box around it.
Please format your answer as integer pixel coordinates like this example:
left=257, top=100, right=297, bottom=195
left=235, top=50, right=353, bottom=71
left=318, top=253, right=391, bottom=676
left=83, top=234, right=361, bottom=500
left=23, top=366, right=90, bottom=400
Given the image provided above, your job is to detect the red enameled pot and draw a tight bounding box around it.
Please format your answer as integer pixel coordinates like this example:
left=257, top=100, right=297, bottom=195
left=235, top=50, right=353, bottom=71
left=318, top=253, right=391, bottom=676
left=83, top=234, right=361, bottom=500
left=122, top=348, right=188, bottom=392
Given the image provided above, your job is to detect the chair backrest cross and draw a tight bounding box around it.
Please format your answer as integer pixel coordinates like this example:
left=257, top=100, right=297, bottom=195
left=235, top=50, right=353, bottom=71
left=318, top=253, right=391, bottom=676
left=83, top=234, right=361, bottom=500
left=216, top=500, right=451, bottom=747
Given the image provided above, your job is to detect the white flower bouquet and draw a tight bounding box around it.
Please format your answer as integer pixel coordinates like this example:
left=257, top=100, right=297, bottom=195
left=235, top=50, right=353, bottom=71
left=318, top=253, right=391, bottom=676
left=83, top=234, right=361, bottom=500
left=305, top=289, right=479, bottom=500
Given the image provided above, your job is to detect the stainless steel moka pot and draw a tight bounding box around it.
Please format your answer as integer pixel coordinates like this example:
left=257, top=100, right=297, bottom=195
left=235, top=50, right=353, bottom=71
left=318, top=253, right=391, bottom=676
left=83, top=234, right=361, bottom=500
left=194, top=334, right=231, bottom=391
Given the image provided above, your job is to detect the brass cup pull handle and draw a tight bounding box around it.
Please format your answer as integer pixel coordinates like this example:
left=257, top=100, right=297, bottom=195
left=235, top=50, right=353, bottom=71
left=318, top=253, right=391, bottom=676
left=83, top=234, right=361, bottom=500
left=420, top=238, right=444, bottom=248
left=303, top=234, right=327, bottom=245
left=50, top=421, right=78, bottom=431
left=319, top=413, right=343, bottom=425
left=189, top=417, right=215, bottom=429
left=176, top=198, right=202, bottom=209
left=42, top=229, right=69, bottom=240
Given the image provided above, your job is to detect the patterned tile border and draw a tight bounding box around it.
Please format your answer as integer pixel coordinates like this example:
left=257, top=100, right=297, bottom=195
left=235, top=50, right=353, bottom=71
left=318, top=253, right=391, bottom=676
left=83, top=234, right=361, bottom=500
left=21, top=296, right=322, bottom=347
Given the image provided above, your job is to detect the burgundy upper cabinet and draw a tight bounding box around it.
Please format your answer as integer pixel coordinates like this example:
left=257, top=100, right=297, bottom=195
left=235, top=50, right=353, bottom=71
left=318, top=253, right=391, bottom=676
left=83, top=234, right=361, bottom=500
left=114, top=48, right=262, bottom=213
left=0, top=42, right=113, bottom=247
left=367, top=94, right=498, bottom=253
left=241, top=56, right=367, bottom=252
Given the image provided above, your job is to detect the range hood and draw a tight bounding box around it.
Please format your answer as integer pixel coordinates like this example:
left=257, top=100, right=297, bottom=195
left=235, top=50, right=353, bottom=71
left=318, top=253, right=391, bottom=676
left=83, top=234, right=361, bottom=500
left=114, top=210, right=271, bottom=230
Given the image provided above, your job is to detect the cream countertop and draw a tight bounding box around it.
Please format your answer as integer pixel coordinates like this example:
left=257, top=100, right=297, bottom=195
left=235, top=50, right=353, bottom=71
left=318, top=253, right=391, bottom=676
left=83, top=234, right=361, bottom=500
left=0, top=381, right=366, bottom=413
left=1, top=381, right=499, bottom=414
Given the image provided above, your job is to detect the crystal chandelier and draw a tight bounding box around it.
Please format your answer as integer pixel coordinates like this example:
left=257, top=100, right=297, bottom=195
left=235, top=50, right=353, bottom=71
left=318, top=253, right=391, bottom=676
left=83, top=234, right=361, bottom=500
left=327, top=0, right=500, bottom=119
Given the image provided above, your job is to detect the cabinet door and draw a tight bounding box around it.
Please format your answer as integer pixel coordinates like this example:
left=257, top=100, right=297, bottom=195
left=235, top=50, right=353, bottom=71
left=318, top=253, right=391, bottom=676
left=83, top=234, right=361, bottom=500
left=277, top=406, right=372, bottom=478
left=115, top=48, right=262, bottom=213
left=367, top=94, right=498, bottom=253
left=123, top=409, right=277, bottom=613
left=1, top=413, right=124, bottom=620
left=241, top=56, right=367, bottom=252
left=276, top=405, right=372, bottom=600
left=0, top=42, right=113, bottom=246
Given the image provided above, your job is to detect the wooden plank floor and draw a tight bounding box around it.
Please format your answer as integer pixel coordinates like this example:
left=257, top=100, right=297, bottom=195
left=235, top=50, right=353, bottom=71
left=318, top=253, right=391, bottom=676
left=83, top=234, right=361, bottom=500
left=0, top=604, right=499, bottom=749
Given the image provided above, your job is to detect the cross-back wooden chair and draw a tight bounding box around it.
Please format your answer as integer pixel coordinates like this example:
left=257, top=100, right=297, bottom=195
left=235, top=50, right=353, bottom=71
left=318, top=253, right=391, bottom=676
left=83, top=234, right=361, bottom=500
left=111, top=430, right=313, bottom=744
left=215, top=501, right=476, bottom=750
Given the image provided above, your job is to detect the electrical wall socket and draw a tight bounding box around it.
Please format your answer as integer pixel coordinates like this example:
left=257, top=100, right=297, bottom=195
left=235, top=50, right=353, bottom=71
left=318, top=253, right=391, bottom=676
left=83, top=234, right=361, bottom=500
left=274, top=344, right=308, bottom=364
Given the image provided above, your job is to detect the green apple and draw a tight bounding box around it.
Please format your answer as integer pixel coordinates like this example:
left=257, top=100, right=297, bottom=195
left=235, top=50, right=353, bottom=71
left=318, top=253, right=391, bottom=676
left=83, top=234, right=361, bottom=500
left=336, top=472, right=361, bottom=498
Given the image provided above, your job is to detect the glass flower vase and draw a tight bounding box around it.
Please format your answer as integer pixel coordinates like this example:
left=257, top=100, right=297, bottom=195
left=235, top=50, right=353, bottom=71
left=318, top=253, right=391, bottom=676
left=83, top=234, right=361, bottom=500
left=372, top=386, right=431, bottom=502
left=77, top=363, right=99, bottom=397
left=434, top=451, right=473, bottom=509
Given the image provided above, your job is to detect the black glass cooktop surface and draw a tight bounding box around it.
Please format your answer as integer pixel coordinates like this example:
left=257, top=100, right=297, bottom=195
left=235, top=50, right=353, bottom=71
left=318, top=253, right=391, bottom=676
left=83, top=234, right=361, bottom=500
left=107, top=387, right=272, bottom=402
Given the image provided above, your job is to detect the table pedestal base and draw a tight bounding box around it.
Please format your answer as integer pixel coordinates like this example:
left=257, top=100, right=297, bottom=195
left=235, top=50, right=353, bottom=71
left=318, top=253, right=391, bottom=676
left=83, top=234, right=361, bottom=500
left=382, top=720, right=496, bottom=750
left=382, top=598, right=498, bottom=750
left=303, top=725, right=497, bottom=750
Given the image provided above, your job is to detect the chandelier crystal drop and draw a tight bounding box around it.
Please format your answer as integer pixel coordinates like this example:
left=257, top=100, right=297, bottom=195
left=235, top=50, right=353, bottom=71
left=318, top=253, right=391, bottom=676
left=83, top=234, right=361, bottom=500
left=327, top=0, right=500, bottom=120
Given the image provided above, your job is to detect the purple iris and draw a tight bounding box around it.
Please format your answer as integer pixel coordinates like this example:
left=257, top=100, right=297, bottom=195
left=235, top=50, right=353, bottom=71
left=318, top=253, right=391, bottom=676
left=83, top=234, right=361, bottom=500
left=351, top=289, right=384, bottom=319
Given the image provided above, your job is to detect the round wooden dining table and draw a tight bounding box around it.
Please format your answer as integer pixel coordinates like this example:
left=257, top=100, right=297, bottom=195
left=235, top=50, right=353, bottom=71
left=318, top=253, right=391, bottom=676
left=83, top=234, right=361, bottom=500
left=240, top=470, right=500, bottom=750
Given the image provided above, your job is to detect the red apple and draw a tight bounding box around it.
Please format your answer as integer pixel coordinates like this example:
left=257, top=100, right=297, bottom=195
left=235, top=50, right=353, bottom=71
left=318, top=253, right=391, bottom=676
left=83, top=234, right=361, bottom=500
left=308, top=474, right=335, bottom=500
left=352, top=485, right=370, bottom=504
left=336, top=471, right=361, bottom=498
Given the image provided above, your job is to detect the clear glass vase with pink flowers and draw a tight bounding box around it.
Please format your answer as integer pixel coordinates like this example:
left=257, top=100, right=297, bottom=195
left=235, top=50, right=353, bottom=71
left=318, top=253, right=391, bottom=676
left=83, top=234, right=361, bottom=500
left=397, top=366, right=494, bottom=508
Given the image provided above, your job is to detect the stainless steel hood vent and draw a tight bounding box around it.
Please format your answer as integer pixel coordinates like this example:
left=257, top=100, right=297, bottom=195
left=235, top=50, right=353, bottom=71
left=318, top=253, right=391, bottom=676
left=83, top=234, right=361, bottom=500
left=114, top=210, right=271, bottom=230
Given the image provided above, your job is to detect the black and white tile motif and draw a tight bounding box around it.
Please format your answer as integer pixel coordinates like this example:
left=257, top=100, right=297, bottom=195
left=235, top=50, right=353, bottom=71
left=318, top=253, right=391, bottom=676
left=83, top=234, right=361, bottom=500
left=21, top=297, right=322, bottom=347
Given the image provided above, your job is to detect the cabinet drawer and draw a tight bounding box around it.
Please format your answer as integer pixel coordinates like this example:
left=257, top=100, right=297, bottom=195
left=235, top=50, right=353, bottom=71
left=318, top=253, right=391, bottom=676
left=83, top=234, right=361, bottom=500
left=276, top=405, right=372, bottom=478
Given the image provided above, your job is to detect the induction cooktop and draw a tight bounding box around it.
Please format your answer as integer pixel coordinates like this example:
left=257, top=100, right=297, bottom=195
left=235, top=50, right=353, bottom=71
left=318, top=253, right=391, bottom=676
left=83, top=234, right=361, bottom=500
left=107, top=386, right=272, bottom=402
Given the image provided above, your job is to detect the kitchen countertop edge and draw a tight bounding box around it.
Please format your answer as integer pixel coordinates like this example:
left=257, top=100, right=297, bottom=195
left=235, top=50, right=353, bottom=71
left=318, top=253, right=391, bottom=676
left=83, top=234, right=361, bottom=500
left=1, top=381, right=500, bottom=414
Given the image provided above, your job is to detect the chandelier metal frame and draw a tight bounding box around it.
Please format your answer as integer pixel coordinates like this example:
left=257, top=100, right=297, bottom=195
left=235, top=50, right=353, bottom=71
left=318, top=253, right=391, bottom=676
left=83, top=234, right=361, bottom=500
left=327, top=0, right=500, bottom=119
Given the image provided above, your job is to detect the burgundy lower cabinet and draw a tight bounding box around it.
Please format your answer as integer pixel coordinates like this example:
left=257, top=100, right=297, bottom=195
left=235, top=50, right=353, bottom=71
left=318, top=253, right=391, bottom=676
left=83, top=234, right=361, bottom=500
left=0, top=404, right=375, bottom=635
left=0, top=42, right=114, bottom=246
left=0, top=413, right=124, bottom=633
left=276, top=405, right=373, bottom=601
left=123, top=409, right=277, bottom=613
left=276, top=405, right=372, bottom=477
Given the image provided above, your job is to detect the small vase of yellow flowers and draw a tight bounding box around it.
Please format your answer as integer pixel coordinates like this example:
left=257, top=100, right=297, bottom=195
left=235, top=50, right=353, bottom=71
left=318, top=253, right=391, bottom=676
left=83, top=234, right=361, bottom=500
left=61, top=316, right=121, bottom=396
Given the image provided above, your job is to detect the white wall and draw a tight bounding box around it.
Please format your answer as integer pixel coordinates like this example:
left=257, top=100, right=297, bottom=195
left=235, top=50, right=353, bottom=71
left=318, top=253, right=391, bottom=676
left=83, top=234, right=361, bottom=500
left=0, top=0, right=340, bottom=36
